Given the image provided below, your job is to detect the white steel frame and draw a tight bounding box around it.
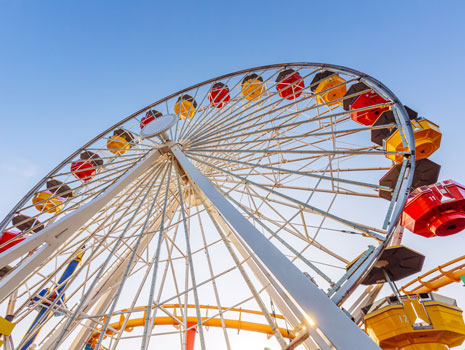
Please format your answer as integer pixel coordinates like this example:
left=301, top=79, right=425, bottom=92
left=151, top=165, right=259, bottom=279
left=0, top=63, right=416, bottom=350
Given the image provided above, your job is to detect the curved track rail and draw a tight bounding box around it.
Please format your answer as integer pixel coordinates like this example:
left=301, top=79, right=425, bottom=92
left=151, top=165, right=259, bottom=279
left=87, top=304, right=294, bottom=348
left=401, top=255, right=465, bottom=294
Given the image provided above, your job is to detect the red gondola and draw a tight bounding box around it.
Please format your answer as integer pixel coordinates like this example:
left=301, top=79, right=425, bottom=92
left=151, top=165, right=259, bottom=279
left=276, top=69, right=305, bottom=100
left=70, top=161, right=96, bottom=182
left=401, top=180, right=465, bottom=237
left=0, top=231, right=26, bottom=253
left=208, top=83, right=231, bottom=108
left=140, top=110, right=162, bottom=129
left=70, top=151, right=102, bottom=182
left=350, top=91, right=389, bottom=126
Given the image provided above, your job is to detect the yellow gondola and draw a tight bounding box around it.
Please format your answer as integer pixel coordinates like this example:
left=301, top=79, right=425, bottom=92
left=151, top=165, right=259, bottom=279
left=241, top=74, right=264, bottom=101
left=32, top=190, right=64, bottom=214
left=174, top=94, right=197, bottom=120
left=384, top=118, right=442, bottom=163
left=311, top=71, right=347, bottom=106
left=107, top=135, right=130, bottom=155
left=364, top=293, right=465, bottom=350
left=106, top=129, right=134, bottom=155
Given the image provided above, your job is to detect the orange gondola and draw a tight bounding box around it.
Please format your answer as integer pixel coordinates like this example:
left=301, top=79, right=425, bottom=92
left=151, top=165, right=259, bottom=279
left=107, top=129, right=134, bottom=155
left=310, top=71, right=346, bottom=106
left=174, top=95, right=197, bottom=119
left=241, top=73, right=264, bottom=101
left=384, top=118, right=442, bottom=163
left=370, top=106, right=418, bottom=146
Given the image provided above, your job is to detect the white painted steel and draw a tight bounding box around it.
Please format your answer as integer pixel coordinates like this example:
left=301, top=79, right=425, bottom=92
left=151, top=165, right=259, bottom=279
left=0, top=149, right=161, bottom=302
left=0, top=63, right=416, bottom=350
left=140, top=114, right=177, bottom=139
left=171, top=145, right=382, bottom=350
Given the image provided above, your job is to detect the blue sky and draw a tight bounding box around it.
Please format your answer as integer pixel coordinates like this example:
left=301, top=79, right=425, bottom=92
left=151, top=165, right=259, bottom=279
left=1, top=0, right=465, bottom=330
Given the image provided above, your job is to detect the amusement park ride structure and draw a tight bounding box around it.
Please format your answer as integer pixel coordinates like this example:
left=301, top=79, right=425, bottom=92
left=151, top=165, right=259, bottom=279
left=0, top=63, right=464, bottom=350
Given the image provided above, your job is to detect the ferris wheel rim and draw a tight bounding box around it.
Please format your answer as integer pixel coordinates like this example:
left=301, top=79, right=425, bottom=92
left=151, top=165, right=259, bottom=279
left=0, top=62, right=417, bottom=350
left=0, top=62, right=415, bottom=234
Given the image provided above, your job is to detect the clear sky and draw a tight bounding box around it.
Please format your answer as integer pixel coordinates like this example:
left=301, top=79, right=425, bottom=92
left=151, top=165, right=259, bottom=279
left=1, top=0, right=465, bottom=346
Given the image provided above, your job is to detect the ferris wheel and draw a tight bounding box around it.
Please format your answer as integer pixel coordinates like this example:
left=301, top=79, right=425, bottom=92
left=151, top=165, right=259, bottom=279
left=0, top=63, right=418, bottom=350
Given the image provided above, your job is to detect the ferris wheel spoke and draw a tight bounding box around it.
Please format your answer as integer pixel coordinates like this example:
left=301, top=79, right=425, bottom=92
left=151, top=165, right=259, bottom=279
left=182, top=68, right=286, bottom=143
left=7, top=165, right=162, bottom=318
left=140, top=164, right=175, bottom=350
left=193, top=196, right=232, bottom=350
left=2, top=63, right=418, bottom=350
left=16, top=165, right=166, bottom=350
left=186, top=153, right=385, bottom=239
left=47, top=162, right=168, bottom=350
left=188, top=146, right=406, bottom=159
left=197, top=189, right=289, bottom=348
left=188, top=77, right=366, bottom=148
left=204, top=152, right=327, bottom=175
left=178, top=75, right=238, bottom=142
left=219, top=186, right=337, bottom=287
left=93, top=160, right=170, bottom=350
left=180, top=68, right=280, bottom=142
left=190, top=120, right=390, bottom=151
left=173, top=171, right=207, bottom=350
left=215, top=173, right=353, bottom=264
left=187, top=151, right=389, bottom=192
left=194, top=125, right=372, bottom=158
left=187, top=67, right=318, bottom=144
left=215, top=176, right=379, bottom=198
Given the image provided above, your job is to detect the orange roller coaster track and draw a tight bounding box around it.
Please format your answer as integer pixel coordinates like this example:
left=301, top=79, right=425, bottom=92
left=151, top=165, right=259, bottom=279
left=401, top=255, right=465, bottom=294
left=87, top=304, right=294, bottom=347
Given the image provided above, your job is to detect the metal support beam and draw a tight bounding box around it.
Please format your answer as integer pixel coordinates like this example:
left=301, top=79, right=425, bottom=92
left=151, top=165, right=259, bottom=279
left=171, top=144, right=381, bottom=350
left=41, top=198, right=181, bottom=350
left=0, top=148, right=162, bottom=302
left=197, top=190, right=323, bottom=350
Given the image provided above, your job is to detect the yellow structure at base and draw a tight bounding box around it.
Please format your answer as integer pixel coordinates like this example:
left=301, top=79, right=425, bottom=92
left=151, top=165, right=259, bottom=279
left=174, top=100, right=196, bottom=119
left=364, top=294, right=465, bottom=349
left=107, top=135, right=130, bottom=155
left=384, top=119, right=442, bottom=163
left=241, top=78, right=264, bottom=101
left=400, top=344, right=447, bottom=350
left=314, top=75, right=346, bottom=106
left=32, top=191, right=64, bottom=214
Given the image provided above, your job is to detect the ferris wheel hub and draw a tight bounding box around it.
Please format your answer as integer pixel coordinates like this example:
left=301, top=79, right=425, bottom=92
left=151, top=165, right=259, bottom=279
left=140, top=113, right=177, bottom=139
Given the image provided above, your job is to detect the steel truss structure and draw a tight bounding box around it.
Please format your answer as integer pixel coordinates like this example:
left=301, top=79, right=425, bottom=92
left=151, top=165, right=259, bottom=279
left=0, top=63, right=415, bottom=350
